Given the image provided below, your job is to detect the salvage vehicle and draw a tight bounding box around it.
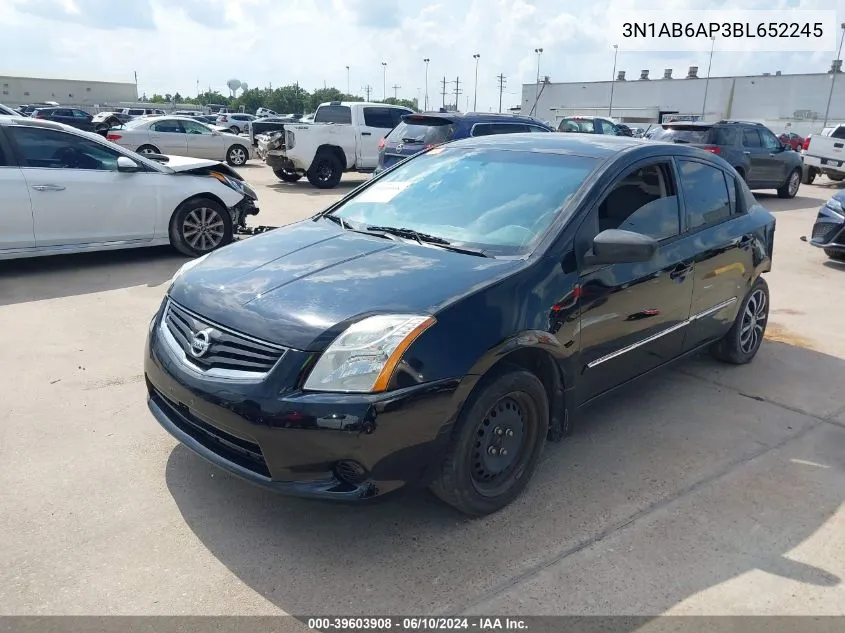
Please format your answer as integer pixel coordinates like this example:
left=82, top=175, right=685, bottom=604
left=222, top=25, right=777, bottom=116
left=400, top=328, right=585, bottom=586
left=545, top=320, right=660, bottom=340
left=808, top=190, right=845, bottom=261
left=144, top=133, right=775, bottom=516
left=801, top=124, right=845, bottom=184
left=649, top=120, right=804, bottom=198
left=30, top=107, right=96, bottom=132
left=262, top=101, right=414, bottom=187
left=0, top=117, right=259, bottom=260
left=105, top=116, right=252, bottom=166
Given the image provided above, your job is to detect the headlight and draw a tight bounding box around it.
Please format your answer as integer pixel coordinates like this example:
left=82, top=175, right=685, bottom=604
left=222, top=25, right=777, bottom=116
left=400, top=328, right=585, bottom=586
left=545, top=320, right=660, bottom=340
left=825, top=197, right=843, bottom=216
left=303, top=315, right=435, bottom=393
left=210, top=171, right=258, bottom=200
left=170, top=253, right=209, bottom=284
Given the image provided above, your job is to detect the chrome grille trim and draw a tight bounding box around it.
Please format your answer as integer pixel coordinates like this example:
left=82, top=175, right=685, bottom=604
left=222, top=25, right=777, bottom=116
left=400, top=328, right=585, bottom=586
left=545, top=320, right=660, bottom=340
left=159, top=299, right=286, bottom=380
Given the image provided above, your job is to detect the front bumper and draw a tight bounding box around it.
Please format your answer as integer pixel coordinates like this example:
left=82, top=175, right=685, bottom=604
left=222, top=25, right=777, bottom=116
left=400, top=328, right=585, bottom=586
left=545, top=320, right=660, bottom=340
left=809, top=202, right=845, bottom=252
left=144, top=309, right=459, bottom=500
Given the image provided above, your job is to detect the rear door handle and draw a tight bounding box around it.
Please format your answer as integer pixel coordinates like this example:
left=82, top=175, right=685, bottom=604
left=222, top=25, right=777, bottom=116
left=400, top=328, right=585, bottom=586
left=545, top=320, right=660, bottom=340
left=32, top=184, right=66, bottom=192
left=361, top=132, right=372, bottom=136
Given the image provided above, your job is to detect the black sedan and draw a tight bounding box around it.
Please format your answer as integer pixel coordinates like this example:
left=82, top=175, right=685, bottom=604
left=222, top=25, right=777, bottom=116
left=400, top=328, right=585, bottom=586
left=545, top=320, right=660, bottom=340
left=144, top=134, right=776, bottom=516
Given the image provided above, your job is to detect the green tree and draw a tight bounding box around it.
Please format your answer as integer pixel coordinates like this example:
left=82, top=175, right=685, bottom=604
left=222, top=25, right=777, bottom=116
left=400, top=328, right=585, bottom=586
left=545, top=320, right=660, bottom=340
left=148, top=94, right=166, bottom=103
left=173, top=92, right=183, bottom=103
left=382, top=97, right=419, bottom=111
left=308, top=87, right=345, bottom=111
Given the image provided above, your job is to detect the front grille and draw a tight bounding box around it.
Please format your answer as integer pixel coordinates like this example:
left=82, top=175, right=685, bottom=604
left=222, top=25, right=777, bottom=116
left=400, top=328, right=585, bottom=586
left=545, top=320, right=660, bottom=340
left=150, top=386, right=270, bottom=477
left=163, top=300, right=286, bottom=377
left=811, top=221, right=843, bottom=245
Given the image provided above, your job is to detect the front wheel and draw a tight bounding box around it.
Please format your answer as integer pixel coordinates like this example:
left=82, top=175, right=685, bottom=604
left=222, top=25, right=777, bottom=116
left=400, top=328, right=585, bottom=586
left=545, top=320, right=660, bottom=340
left=273, top=167, right=303, bottom=182
left=430, top=368, right=548, bottom=516
left=306, top=151, right=343, bottom=189
left=710, top=277, right=769, bottom=365
left=169, top=198, right=233, bottom=257
left=777, top=169, right=801, bottom=199
left=226, top=145, right=249, bottom=166
left=136, top=144, right=160, bottom=155
left=824, top=248, right=845, bottom=262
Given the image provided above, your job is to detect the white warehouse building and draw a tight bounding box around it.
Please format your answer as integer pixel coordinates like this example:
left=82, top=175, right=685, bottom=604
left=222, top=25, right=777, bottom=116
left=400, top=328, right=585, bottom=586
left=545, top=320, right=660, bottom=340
left=0, top=75, right=138, bottom=112
left=522, top=61, right=845, bottom=136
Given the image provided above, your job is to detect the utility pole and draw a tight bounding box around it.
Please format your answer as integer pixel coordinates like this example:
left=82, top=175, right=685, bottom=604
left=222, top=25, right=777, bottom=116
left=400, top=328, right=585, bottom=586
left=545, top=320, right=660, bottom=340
left=472, top=53, right=480, bottom=111
left=496, top=73, right=507, bottom=113
left=441, top=76, right=447, bottom=109
left=381, top=62, right=388, bottom=101
left=423, top=58, right=430, bottom=110
left=392, top=84, right=401, bottom=100
left=452, top=77, right=462, bottom=111
left=346, top=65, right=350, bottom=96
left=362, top=84, right=373, bottom=101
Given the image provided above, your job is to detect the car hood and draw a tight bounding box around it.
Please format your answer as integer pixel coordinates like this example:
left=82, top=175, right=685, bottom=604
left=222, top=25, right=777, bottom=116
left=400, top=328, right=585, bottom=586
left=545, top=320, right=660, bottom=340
left=160, top=155, right=224, bottom=171
left=168, top=219, right=523, bottom=350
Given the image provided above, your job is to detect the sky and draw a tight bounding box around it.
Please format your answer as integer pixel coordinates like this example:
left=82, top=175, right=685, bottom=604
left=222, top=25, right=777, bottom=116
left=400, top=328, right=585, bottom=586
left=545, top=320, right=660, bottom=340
left=0, top=0, right=842, bottom=112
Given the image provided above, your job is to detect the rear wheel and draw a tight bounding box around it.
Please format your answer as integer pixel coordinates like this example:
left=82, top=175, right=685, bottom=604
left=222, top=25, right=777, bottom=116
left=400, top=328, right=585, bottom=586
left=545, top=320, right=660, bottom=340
left=801, top=165, right=816, bottom=185
left=136, top=144, right=160, bottom=155
left=226, top=144, right=249, bottom=166
left=169, top=198, right=233, bottom=257
left=306, top=151, right=343, bottom=189
left=229, top=125, right=240, bottom=134
left=710, top=277, right=769, bottom=365
left=273, top=167, right=303, bottom=182
left=828, top=174, right=845, bottom=182
left=824, top=248, right=845, bottom=262
left=430, top=368, right=548, bottom=516
left=777, top=168, right=801, bottom=198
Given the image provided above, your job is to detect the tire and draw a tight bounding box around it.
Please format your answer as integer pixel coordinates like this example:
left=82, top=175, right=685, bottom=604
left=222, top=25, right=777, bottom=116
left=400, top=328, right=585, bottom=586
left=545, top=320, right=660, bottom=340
left=226, top=145, right=249, bottom=166
left=273, top=167, right=303, bottom=182
left=777, top=168, right=801, bottom=199
left=136, top=144, right=160, bottom=155
left=306, top=151, right=343, bottom=189
left=430, top=368, right=548, bottom=517
left=169, top=197, right=233, bottom=257
left=229, top=125, right=240, bottom=134
left=824, top=248, right=845, bottom=262
left=710, top=277, right=769, bottom=365
left=828, top=174, right=845, bottom=182
left=801, top=165, right=816, bottom=185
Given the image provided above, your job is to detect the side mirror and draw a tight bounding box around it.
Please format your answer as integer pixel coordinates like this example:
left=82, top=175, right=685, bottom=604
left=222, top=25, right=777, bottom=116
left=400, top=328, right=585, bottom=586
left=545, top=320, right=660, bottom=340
left=117, top=156, right=141, bottom=172
left=583, top=229, right=657, bottom=266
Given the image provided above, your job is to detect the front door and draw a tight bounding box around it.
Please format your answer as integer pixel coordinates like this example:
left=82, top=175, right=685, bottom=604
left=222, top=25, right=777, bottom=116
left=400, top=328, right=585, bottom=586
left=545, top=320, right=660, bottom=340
left=182, top=119, right=223, bottom=159
left=149, top=119, right=188, bottom=155
left=741, top=128, right=771, bottom=186
left=0, top=137, right=35, bottom=252
left=6, top=126, right=158, bottom=247
left=358, top=107, right=397, bottom=169
left=574, top=159, right=695, bottom=403
left=758, top=127, right=790, bottom=184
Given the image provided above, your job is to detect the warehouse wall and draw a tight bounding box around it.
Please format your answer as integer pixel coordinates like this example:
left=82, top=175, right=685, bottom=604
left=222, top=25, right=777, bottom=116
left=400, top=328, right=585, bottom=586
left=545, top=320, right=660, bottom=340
left=0, top=76, right=137, bottom=110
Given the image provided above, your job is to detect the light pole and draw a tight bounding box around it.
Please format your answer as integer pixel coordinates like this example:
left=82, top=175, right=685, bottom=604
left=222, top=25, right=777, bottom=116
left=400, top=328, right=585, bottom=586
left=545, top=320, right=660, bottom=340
left=381, top=62, right=387, bottom=101
left=473, top=54, right=481, bottom=111
left=701, top=36, right=716, bottom=120
left=424, top=58, right=430, bottom=110
left=346, top=66, right=350, bottom=96
left=822, top=22, right=845, bottom=128
left=534, top=47, right=543, bottom=107
left=608, top=44, right=618, bottom=117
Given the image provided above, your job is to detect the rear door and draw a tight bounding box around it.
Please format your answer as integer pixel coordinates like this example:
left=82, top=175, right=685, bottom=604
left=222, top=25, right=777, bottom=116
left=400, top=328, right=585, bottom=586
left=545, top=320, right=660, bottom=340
left=0, top=131, right=35, bottom=253
left=182, top=119, right=222, bottom=159
left=741, top=128, right=769, bottom=186
left=149, top=119, right=188, bottom=155
left=359, top=106, right=396, bottom=168
left=6, top=126, right=158, bottom=247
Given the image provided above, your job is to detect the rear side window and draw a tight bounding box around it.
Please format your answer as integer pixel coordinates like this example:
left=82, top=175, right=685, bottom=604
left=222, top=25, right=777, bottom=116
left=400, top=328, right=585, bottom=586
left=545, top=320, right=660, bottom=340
left=472, top=122, right=530, bottom=136
left=678, top=160, right=731, bottom=230
left=386, top=120, right=455, bottom=145
left=152, top=120, right=183, bottom=133
left=651, top=126, right=712, bottom=143
left=742, top=129, right=762, bottom=147
left=710, top=127, right=738, bottom=145
left=314, top=105, right=352, bottom=124
left=831, top=126, right=845, bottom=140
left=362, top=107, right=395, bottom=128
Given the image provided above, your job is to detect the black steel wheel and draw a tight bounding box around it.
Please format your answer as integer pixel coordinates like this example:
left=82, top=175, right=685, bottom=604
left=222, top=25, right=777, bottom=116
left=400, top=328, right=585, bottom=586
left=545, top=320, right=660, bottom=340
left=431, top=368, right=548, bottom=516
left=710, top=277, right=769, bottom=365
left=306, top=151, right=343, bottom=189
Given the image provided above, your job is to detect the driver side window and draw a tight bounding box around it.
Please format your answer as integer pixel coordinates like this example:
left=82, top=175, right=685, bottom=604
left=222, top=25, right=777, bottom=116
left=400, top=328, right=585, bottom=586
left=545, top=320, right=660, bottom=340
left=7, top=127, right=121, bottom=171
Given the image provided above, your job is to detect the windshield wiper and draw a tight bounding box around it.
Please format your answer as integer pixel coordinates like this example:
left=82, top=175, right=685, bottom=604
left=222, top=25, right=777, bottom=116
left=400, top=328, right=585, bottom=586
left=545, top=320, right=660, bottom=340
left=366, top=226, right=490, bottom=258
left=322, top=215, right=398, bottom=241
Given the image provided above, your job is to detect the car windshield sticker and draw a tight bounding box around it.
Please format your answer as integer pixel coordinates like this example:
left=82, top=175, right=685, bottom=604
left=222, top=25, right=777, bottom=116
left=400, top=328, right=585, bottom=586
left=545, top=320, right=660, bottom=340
left=355, top=181, right=411, bottom=203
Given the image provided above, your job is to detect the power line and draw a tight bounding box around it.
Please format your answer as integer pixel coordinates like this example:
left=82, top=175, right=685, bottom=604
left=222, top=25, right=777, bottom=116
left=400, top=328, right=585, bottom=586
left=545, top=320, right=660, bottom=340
left=496, top=73, right=507, bottom=113
left=391, top=84, right=402, bottom=100
left=362, top=84, right=372, bottom=101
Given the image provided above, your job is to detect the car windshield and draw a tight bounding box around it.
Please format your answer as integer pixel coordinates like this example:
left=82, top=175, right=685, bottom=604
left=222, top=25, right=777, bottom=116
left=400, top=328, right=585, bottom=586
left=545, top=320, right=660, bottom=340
left=328, top=147, right=597, bottom=256
left=386, top=119, right=456, bottom=145
left=651, top=126, right=712, bottom=143
left=122, top=118, right=152, bottom=129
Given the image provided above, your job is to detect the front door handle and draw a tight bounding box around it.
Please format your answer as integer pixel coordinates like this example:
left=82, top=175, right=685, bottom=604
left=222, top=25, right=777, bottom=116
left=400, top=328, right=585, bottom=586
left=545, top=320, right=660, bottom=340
left=743, top=151, right=751, bottom=156
left=669, top=263, right=692, bottom=280
left=361, top=132, right=372, bottom=136
left=737, top=235, right=753, bottom=249
left=32, top=184, right=66, bottom=192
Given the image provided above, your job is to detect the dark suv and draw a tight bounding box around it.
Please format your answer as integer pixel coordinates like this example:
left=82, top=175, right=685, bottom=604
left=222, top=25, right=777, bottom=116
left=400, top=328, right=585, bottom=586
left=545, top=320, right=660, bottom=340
left=375, top=112, right=554, bottom=173
left=649, top=120, right=804, bottom=198
left=31, top=107, right=95, bottom=132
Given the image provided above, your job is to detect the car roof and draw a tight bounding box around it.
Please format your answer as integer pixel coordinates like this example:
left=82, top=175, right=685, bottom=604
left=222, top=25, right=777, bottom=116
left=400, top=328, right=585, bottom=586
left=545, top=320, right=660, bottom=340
left=404, top=111, right=550, bottom=125
left=446, top=132, right=644, bottom=158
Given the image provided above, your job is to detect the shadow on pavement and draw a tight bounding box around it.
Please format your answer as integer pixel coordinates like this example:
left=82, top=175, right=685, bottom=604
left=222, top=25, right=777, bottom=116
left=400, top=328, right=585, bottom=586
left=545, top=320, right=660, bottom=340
left=753, top=193, right=821, bottom=213
left=0, top=246, right=185, bottom=305
left=165, top=341, right=845, bottom=620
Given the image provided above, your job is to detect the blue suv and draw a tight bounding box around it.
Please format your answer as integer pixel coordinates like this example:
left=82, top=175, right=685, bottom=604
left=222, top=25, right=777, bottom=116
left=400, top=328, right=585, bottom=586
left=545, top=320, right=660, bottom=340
left=375, top=112, right=555, bottom=174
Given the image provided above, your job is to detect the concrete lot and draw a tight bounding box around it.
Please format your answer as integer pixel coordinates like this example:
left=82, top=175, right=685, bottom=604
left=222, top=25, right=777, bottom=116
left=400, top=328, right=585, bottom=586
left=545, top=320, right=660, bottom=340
left=1, top=163, right=844, bottom=617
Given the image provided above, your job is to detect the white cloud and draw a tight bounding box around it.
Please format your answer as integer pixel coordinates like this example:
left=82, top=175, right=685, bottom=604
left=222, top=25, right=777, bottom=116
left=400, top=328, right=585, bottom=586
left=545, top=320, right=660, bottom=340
left=0, top=0, right=842, bottom=112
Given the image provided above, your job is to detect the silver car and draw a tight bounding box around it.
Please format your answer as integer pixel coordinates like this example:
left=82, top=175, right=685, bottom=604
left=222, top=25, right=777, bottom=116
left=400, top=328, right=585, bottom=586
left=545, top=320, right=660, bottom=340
left=105, top=116, right=253, bottom=166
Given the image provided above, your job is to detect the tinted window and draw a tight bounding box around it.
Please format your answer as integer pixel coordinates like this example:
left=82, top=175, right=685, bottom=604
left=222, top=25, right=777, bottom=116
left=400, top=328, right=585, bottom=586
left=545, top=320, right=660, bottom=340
left=472, top=122, right=531, bottom=136
left=386, top=120, right=455, bottom=145
left=760, top=129, right=781, bottom=150
left=598, top=164, right=680, bottom=241
left=128, top=109, right=144, bottom=116
left=363, top=107, right=395, bottom=128
left=152, top=120, right=183, bottom=133
left=742, top=129, right=762, bottom=148
left=832, top=126, right=845, bottom=140
left=72, top=110, right=90, bottom=119
left=390, top=109, right=412, bottom=127
left=330, top=148, right=597, bottom=255
left=528, top=125, right=551, bottom=133
left=558, top=118, right=596, bottom=133
left=8, top=127, right=121, bottom=171
left=679, top=160, right=731, bottom=230
left=650, top=126, right=711, bottom=143
left=710, top=127, right=739, bottom=145
left=314, top=105, right=352, bottom=124
left=54, top=109, right=73, bottom=117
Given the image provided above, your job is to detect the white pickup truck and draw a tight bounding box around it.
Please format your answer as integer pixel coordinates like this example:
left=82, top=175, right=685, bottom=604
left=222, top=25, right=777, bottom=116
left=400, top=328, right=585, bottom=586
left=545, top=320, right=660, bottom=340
left=802, top=124, right=845, bottom=184
left=263, top=101, right=414, bottom=188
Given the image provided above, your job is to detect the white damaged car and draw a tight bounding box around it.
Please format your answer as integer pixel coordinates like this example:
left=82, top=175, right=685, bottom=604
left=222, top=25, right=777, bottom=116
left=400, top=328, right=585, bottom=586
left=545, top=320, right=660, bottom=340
left=0, top=117, right=259, bottom=260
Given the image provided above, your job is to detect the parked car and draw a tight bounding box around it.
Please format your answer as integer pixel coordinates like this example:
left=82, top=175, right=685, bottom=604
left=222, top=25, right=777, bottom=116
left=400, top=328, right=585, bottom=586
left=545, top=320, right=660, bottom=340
left=801, top=124, right=845, bottom=184
left=256, top=108, right=279, bottom=117
left=557, top=116, right=624, bottom=135
left=144, top=132, right=775, bottom=516
left=120, top=107, right=167, bottom=118
left=649, top=120, right=804, bottom=198
left=105, top=116, right=253, bottom=166
left=189, top=115, right=219, bottom=125
left=376, top=112, right=554, bottom=174
left=30, top=107, right=95, bottom=132
left=216, top=113, right=256, bottom=134
left=263, top=101, right=415, bottom=187
left=808, top=191, right=845, bottom=262
left=778, top=132, right=804, bottom=151
left=616, top=124, right=634, bottom=137
left=0, top=117, right=259, bottom=260
left=0, top=103, right=18, bottom=116
left=16, top=102, right=59, bottom=116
